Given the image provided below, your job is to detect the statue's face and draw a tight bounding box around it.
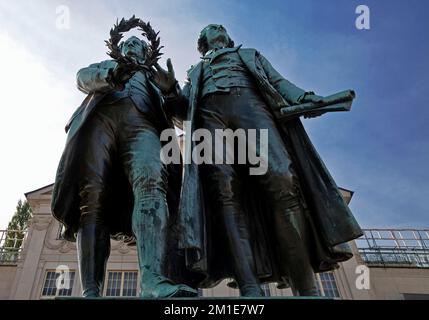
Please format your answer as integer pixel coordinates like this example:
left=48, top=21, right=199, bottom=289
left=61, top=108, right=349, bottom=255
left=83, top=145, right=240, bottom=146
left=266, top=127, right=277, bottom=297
left=202, top=24, right=230, bottom=49
left=121, top=36, right=147, bottom=60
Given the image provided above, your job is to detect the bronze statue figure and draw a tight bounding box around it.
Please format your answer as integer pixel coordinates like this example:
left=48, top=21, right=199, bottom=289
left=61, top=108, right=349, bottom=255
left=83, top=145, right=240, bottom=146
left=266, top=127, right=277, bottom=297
left=155, top=24, right=363, bottom=296
left=52, top=18, right=363, bottom=299
left=51, top=18, right=198, bottom=298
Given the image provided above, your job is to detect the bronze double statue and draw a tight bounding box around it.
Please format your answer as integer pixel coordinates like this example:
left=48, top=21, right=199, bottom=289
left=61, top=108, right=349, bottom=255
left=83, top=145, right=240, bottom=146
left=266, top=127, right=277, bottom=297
left=51, top=17, right=363, bottom=298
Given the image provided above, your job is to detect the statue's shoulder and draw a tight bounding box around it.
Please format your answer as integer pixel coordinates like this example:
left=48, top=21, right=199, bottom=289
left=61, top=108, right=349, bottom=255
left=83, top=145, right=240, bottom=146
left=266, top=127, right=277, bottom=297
left=98, top=59, right=118, bottom=68
left=237, top=48, right=263, bottom=64
left=238, top=47, right=259, bottom=56
left=85, top=59, right=117, bottom=69
left=187, top=62, right=199, bottom=73
left=186, top=65, right=194, bottom=75
left=239, top=47, right=257, bottom=53
left=186, top=61, right=203, bottom=77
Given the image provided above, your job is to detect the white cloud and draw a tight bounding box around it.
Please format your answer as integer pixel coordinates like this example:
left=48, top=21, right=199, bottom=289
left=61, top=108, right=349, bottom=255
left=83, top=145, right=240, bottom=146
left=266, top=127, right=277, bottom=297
left=0, top=32, right=78, bottom=229
left=0, top=1, right=205, bottom=229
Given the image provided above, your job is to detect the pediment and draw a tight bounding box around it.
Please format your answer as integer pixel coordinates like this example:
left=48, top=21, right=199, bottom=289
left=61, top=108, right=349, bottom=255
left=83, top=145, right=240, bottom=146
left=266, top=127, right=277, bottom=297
left=25, top=183, right=54, bottom=200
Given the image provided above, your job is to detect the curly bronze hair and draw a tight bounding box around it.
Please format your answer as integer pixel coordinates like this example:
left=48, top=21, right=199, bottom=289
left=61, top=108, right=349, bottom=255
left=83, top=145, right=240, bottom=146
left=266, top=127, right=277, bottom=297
left=197, top=24, right=235, bottom=55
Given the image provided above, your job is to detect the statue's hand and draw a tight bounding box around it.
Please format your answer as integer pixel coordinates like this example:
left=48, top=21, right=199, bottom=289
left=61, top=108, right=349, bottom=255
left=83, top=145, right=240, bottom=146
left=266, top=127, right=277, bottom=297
left=152, top=58, right=177, bottom=93
left=109, top=64, right=137, bottom=88
left=301, top=94, right=325, bottom=105
left=304, top=111, right=325, bottom=119
left=301, top=93, right=325, bottom=118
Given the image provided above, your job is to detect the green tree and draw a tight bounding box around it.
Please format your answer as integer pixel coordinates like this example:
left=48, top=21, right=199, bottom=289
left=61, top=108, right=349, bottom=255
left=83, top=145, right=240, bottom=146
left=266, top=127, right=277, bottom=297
left=1, top=200, right=32, bottom=263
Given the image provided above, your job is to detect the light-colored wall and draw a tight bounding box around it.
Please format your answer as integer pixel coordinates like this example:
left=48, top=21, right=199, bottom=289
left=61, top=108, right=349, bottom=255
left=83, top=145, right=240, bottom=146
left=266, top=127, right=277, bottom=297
left=330, top=241, right=429, bottom=300
left=0, top=266, right=17, bottom=299
left=367, top=268, right=429, bottom=300
left=2, top=184, right=428, bottom=300
left=333, top=241, right=372, bottom=300
left=25, top=216, right=139, bottom=299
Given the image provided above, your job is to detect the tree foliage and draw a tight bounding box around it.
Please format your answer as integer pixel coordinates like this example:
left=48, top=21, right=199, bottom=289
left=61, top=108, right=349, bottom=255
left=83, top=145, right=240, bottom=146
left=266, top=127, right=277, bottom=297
left=0, top=200, right=32, bottom=263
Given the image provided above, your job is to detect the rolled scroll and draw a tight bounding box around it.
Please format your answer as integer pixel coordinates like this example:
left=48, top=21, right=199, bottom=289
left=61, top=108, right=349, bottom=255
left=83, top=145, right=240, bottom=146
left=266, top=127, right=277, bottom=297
left=279, top=90, right=356, bottom=121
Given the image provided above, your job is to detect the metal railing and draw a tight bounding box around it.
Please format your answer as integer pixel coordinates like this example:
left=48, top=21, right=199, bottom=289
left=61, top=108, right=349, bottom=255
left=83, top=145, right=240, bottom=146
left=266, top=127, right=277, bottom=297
left=0, top=229, right=27, bottom=265
left=356, top=228, right=429, bottom=268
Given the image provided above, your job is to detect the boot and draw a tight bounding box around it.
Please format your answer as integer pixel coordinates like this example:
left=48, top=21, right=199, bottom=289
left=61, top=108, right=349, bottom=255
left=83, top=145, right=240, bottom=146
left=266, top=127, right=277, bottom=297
left=221, top=208, right=264, bottom=297
left=133, top=195, right=197, bottom=298
left=273, top=201, right=318, bottom=297
left=76, top=222, right=111, bottom=298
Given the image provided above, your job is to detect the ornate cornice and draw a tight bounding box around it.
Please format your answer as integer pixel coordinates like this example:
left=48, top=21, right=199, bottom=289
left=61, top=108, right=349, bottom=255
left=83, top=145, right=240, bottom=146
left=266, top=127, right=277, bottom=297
left=29, top=216, right=52, bottom=231
left=111, top=241, right=137, bottom=254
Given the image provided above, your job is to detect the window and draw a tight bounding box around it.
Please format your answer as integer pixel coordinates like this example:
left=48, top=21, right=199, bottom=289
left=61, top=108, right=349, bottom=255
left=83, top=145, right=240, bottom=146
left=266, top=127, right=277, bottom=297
left=41, top=270, right=76, bottom=297
left=105, top=271, right=138, bottom=297
left=315, top=272, right=340, bottom=298
left=122, top=272, right=138, bottom=296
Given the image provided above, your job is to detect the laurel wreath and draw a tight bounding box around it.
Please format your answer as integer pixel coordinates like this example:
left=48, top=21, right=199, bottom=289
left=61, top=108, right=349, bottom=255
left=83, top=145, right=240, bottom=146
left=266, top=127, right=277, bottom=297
left=105, top=15, right=163, bottom=70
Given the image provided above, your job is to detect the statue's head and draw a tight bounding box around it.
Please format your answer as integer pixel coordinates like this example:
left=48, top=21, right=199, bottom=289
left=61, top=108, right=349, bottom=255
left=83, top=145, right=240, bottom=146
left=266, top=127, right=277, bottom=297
left=197, top=24, right=235, bottom=55
left=119, top=36, right=148, bottom=61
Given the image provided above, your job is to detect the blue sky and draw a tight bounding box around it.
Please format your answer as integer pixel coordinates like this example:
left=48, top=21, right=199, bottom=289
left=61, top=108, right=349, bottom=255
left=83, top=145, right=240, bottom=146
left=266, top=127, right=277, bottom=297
left=0, top=0, right=428, bottom=229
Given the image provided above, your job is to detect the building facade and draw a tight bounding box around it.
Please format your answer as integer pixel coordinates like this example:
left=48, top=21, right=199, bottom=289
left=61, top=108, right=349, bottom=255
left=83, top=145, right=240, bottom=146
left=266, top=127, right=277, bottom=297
left=0, top=184, right=428, bottom=300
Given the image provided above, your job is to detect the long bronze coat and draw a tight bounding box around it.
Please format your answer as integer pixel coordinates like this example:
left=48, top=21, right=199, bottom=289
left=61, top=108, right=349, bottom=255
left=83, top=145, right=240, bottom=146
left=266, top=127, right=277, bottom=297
left=51, top=60, right=182, bottom=244
left=166, top=48, right=363, bottom=288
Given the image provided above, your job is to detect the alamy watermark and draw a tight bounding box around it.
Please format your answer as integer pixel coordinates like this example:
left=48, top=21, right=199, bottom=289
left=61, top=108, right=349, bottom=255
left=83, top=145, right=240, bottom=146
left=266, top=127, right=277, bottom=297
left=355, top=264, right=370, bottom=290
left=160, top=121, right=269, bottom=176
left=55, top=265, right=72, bottom=290
left=55, top=5, right=70, bottom=30
left=355, top=5, right=370, bottom=30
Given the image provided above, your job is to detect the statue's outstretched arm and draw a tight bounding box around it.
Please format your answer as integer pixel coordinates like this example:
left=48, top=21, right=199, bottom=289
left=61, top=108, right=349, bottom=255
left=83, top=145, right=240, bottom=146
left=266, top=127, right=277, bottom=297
left=76, top=60, right=117, bottom=94
left=257, top=52, right=311, bottom=105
